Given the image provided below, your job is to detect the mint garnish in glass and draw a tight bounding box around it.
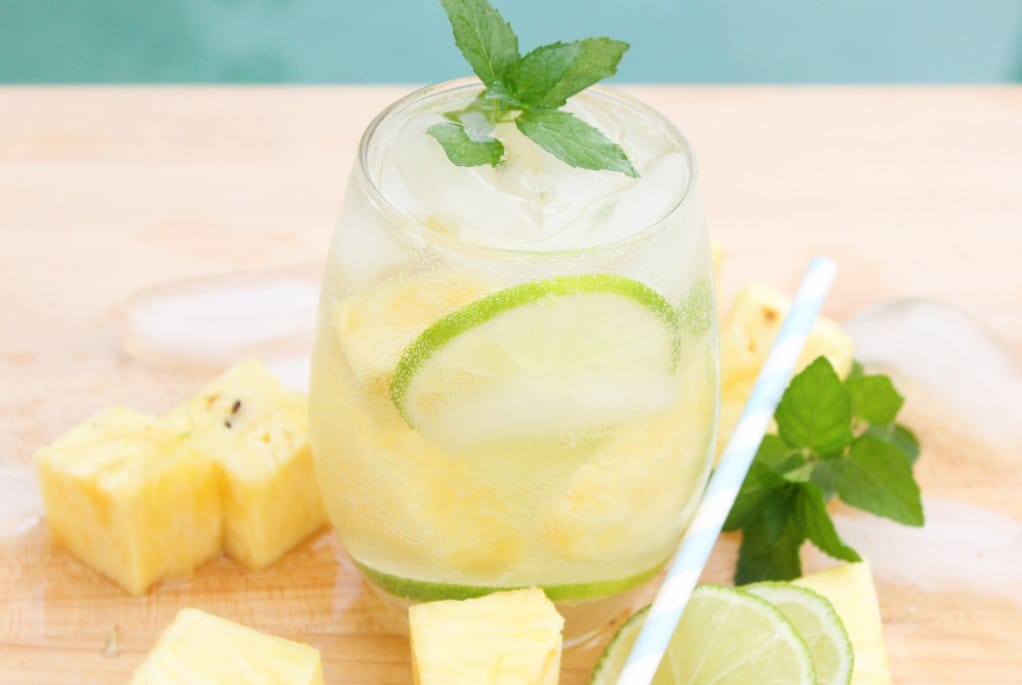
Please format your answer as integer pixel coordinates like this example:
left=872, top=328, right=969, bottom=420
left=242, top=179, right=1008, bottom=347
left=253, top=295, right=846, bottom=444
left=430, top=0, right=637, bottom=176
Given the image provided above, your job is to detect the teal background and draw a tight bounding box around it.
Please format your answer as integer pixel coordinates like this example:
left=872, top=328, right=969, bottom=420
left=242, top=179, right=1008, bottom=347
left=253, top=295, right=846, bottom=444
left=2, top=0, right=1021, bottom=83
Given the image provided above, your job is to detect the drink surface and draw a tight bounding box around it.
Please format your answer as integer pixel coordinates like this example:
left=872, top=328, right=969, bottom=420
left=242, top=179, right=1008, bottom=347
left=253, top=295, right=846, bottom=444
left=368, top=82, right=691, bottom=251
left=309, top=80, right=717, bottom=635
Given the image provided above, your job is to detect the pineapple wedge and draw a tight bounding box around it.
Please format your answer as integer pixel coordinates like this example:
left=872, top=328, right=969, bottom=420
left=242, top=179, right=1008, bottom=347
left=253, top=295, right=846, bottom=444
left=168, top=359, right=326, bottom=570
left=410, top=589, right=565, bottom=685
left=35, top=407, right=221, bottom=595
left=130, top=608, right=324, bottom=684
left=718, top=283, right=854, bottom=456
left=795, top=562, right=892, bottom=685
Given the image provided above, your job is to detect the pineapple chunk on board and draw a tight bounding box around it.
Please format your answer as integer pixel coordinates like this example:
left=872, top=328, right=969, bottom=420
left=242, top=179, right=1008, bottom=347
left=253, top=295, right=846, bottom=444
left=34, top=407, right=221, bottom=595
left=410, top=588, right=565, bottom=685
left=718, top=283, right=854, bottom=457
left=795, top=561, right=892, bottom=685
left=130, top=608, right=324, bottom=685
left=167, top=359, right=326, bottom=570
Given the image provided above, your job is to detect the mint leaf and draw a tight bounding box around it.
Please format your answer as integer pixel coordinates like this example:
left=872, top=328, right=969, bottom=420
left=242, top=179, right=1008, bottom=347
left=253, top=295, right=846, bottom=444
left=775, top=356, right=853, bottom=456
left=831, top=436, right=924, bottom=526
left=516, top=109, right=638, bottom=177
left=427, top=123, right=504, bottom=167
left=726, top=435, right=807, bottom=532
left=847, top=361, right=865, bottom=380
left=847, top=374, right=904, bottom=424
left=735, top=518, right=805, bottom=584
left=507, top=42, right=580, bottom=106
left=439, top=0, right=520, bottom=86
left=794, top=482, right=861, bottom=562
left=724, top=461, right=787, bottom=531
left=537, top=37, right=628, bottom=107
left=810, top=458, right=840, bottom=499
left=510, top=37, right=629, bottom=108
left=865, top=422, right=921, bottom=464
left=756, top=434, right=805, bottom=473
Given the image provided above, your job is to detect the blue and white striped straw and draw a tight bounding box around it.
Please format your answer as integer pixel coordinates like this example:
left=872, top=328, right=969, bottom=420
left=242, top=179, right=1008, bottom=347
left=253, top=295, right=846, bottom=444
left=616, top=256, right=839, bottom=685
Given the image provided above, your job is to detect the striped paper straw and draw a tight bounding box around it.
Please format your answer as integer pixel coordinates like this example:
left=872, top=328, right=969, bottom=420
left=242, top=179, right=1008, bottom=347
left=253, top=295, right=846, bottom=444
left=616, top=256, right=839, bottom=685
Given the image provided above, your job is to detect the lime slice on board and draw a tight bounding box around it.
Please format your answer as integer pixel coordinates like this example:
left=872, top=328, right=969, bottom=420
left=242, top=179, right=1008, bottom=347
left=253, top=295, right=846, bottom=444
left=590, top=585, right=817, bottom=685
left=590, top=605, right=651, bottom=685
left=793, top=562, right=891, bottom=685
left=745, top=583, right=853, bottom=685
left=390, top=274, right=681, bottom=445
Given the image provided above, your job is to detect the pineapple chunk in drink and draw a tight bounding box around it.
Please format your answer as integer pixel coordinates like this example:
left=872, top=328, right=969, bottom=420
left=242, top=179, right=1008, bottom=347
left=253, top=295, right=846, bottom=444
left=718, top=283, right=854, bottom=456
left=409, top=589, right=564, bottom=685
left=34, top=407, right=221, bottom=595
left=331, top=271, right=490, bottom=385
left=168, top=359, right=326, bottom=570
left=129, top=608, right=324, bottom=685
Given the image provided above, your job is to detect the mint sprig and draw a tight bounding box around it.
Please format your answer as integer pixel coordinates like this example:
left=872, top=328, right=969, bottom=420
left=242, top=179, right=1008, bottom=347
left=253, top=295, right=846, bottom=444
left=433, top=0, right=636, bottom=176
left=427, top=122, right=504, bottom=167
left=725, top=356, right=924, bottom=584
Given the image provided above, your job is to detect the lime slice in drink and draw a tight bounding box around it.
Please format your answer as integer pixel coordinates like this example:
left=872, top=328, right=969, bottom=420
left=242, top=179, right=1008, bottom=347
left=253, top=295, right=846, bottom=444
left=745, top=583, right=853, bottom=685
left=390, top=274, right=680, bottom=444
left=590, top=585, right=817, bottom=685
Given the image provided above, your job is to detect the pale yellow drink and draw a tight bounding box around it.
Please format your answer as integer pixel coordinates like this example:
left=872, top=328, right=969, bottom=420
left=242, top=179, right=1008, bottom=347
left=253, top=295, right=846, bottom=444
left=309, top=79, right=718, bottom=640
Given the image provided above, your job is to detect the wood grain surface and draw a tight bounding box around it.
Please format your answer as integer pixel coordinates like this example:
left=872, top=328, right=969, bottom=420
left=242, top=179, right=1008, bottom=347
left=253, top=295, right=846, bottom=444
left=1, top=86, right=1021, bottom=684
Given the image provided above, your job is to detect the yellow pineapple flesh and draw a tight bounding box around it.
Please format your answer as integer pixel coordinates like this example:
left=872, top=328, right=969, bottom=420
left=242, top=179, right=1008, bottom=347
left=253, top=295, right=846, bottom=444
left=129, top=608, right=324, bottom=684
left=795, top=561, right=892, bottom=685
left=410, top=589, right=565, bottom=685
left=168, top=359, right=326, bottom=570
left=331, top=271, right=489, bottom=384
left=34, top=407, right=221, bottom=595
left=718, top=283, right=854, bottom=457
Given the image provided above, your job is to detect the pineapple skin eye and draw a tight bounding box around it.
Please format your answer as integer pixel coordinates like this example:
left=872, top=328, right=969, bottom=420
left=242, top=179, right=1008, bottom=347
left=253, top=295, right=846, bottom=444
left=165, top=358, right=328, bottom=570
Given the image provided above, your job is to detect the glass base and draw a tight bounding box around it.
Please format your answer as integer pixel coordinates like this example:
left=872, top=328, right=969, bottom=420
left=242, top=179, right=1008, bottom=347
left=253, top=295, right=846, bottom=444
left=364, top=572, right=659, bottom=648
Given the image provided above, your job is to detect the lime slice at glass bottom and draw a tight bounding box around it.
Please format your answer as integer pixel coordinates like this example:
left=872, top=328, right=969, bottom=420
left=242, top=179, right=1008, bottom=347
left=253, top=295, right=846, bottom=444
left=590, top=585, right=817, bottom=685
left=745, top=583, right=853, bottom=685
left=356, top=561, right=664, bottom=602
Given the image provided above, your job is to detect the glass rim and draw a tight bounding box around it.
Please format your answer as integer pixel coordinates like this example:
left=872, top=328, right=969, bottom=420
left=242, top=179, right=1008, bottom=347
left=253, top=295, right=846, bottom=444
left=356, top=77, right=699, bottom=261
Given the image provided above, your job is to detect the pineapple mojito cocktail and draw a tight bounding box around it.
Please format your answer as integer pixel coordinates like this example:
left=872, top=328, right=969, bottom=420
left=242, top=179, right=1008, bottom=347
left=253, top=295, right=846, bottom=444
left=309, top=79, right=717, bottom=637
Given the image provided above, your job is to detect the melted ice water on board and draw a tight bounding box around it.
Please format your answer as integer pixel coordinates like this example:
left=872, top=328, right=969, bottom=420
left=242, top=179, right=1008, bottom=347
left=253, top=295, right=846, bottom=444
left=369, top=88, right=690, bottom=251
left=845, top=299, right=1022, bottom=452
left=806, top=499, right=1022, bottom=608
left=811, top=300, right=1022, bottom=605
left=0, top=460, right=41, bottom=537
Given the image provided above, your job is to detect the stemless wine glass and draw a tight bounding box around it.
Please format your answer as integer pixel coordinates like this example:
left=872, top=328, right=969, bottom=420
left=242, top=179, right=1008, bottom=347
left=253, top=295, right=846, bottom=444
left=309, top=78, right=718, bottom=642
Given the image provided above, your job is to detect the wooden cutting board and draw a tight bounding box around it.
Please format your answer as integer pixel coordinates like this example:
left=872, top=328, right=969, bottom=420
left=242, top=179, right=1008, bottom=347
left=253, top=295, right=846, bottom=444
left=4, top=402, right=1020, bottom=684
left=1, top=86, right=1021, bottom=684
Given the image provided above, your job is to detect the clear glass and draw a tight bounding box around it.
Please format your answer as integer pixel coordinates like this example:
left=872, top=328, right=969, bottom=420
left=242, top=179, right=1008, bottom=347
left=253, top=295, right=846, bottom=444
left=309, top=78, right=718, bottom=642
